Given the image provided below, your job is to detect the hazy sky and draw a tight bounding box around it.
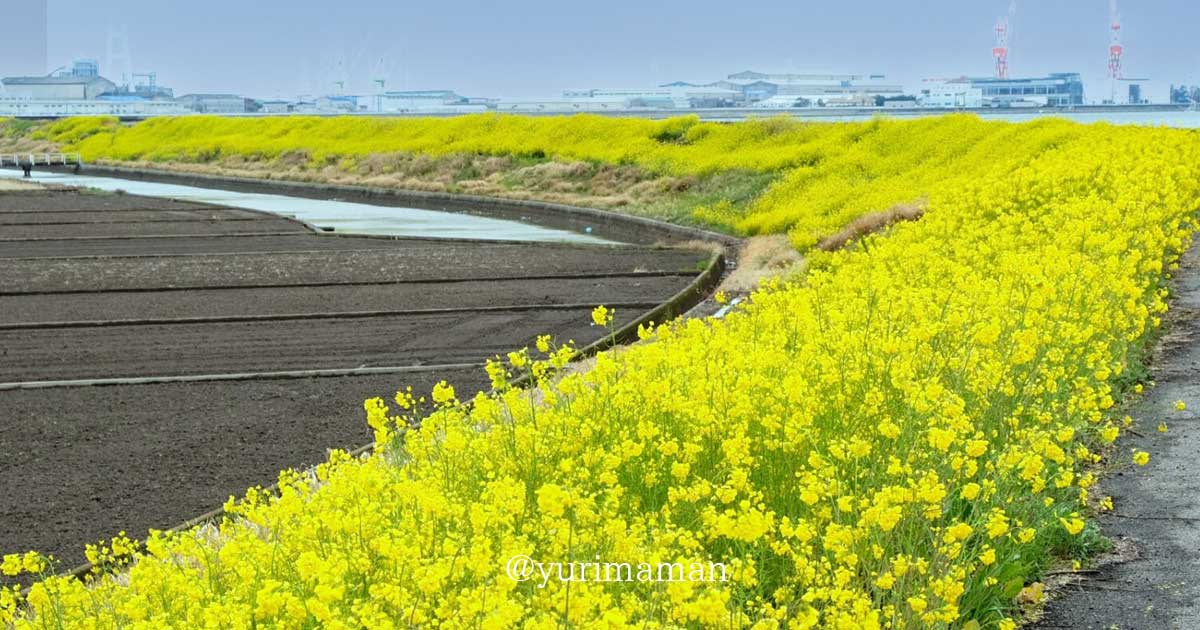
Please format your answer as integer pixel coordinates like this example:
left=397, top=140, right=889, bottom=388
left=44, top=0, right=1200, bottom=101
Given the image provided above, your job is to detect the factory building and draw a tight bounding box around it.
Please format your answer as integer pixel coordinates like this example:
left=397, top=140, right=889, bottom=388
left=316, top=95, right=359, bottom=113
left=919, top=81, right=985, bottom=108
left=1170, top=84, right=1200, bottom=105
left=563, top=86, right=740, bottom=109
left=377, top=90, right=490, bottom=113
left=559, top=71, right=904, bottom=111
left=0, top=0, right=47, bottom=79
left=921, top=73, right=1085, bottom=108
left=967, top=73, right=1085, bottom=107
left=1, top=59, right=119, bottom=101
left=0, top=74, right=118, bottom=100
left=127, top=74, right=174, bottom=100
left=652, top=71, right=905, bottom=108
left=259, top=100, right=292, bottom=114
left=495, top=99, right=626, bottom=113
left=726, top=71, right=905, bottom=106
left=1, top=59, right=189, bottom=117
left=176, top=94, right=255, bottom=113
left=0, top=98, right=188, bottom=117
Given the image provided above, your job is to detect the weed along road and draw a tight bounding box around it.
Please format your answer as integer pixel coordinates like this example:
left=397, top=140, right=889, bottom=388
left=0, top=186, right=715, bottom=572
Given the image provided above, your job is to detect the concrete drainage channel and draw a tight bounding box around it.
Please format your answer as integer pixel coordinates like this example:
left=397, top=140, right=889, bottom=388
left=0, top=167, right=736, bottom=583
left=18, top=164, right=741, bottom=247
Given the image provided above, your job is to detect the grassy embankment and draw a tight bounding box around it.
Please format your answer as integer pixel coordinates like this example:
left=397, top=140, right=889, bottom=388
left=0, top=116, right=772, bottom=228
left=0, top=114, right=1109, bottom=250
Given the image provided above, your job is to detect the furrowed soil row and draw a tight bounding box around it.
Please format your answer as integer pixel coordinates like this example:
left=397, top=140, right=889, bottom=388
left=0, top=187, right=719, bottom=581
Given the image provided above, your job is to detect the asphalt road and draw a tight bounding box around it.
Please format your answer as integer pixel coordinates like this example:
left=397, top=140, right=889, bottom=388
left=1036, top=243, right=1200, bottom=629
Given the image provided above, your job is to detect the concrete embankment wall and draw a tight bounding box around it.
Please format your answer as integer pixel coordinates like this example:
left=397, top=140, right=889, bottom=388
left=66, top=164, right=741, bottom=249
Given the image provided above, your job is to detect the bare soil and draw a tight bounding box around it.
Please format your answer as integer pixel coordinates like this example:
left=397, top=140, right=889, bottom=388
left=0, top=188, right=704, bottom=576
left=0, top=276, right=692, bottom=325
left=0, top=308, right=641, bottom=382
left=0, top=370, right=487, bottom=571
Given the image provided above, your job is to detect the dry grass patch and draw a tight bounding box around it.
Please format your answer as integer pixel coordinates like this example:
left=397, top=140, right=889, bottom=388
left=0, top=178, right=43, bottom=191
left=719, top=235, right=805, bottom=293
left=816, top=202, right=925, bottom=252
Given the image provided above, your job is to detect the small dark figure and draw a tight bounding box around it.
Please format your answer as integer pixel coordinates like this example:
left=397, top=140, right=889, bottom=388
left=21, top=163, right=31, bottom=178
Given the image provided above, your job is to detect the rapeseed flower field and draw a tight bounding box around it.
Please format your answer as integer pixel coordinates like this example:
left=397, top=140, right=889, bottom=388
left=3, top=116, right=1199, bottom=628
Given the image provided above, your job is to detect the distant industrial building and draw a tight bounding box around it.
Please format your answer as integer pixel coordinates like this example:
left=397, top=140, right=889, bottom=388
left=127, top=73, right=174, bottom=100
left=565, top=71, right=906, bottom=110
left=919, top=81, right=985, bottom=108
left=1170, top=84, right=1200, bottom=105
left=0, top=98, right=188, bottom=117
left=0, top=0, right=47, bottom=80
left=724, top=71, right=905, bottom=107
left=563, top=86, right=740, bottom=109
left=970, top=73, right=1084, bottom=107
left=881, top=95, right=920, bottom=108
left=316, top=95, right=359, bottom=113
left=177, top=94, right=255, bottom=114
left=1, top=60, right=118, bottom=101
left=921, top=73, right=1085, bottom=108
left=259, top=100, right=292, bottom=114
left=495, top=99, right=627, bottom=113
left=1128, top=83, right=1143, bottom=104
left=1111, top=79, right=1152, bottom=105
left=0, top=59, right=189, bottom=117
left=377, top=90, right=491, bottom=114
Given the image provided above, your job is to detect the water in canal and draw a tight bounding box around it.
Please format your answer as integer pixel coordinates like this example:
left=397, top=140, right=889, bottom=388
left=0, top=170, right=615, bottom=245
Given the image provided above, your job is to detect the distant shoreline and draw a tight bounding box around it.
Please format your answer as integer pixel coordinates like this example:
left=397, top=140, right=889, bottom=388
left=6, top=103, right=1198, bottom=127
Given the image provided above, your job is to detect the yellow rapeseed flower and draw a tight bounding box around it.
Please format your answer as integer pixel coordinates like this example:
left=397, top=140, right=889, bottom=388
left=591, top=305, right=613, bottom=327
left=8, top=114, right=1200, bottom=630
left=431, top=380, right=456, bottom=405
left=1060, top=517, right=1086, bottom=536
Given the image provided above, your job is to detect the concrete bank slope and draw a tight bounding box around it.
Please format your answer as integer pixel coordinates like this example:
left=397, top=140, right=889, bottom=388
left=1036, top=243, right=1200, bottom=629
left=0, top=187, right=721, bottom=574
left=75, top=164, right=742, bottom=249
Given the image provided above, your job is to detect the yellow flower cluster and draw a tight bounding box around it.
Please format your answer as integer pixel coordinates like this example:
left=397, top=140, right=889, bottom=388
left=28, top=114, right=1134, bottom=250
left=4, top=119, right=1198, bottom=629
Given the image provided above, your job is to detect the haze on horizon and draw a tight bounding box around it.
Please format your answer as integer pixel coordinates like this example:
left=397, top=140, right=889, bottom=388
left=44, top=0, right=1200, bottom=102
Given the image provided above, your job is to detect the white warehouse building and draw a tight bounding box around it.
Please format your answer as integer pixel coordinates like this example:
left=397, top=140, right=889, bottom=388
left=919, top=81, right=985, bottom=108
left=563, top=86, right=741, bottom=109
left=0, top=97, right=189, bottom=117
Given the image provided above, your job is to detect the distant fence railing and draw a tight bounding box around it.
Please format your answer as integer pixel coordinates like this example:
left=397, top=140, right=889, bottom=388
left=0, top=153, right=83, bottom=168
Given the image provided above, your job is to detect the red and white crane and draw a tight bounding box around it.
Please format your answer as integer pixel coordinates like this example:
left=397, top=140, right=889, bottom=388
left=1108, top=0, right=1125, bottom=103
left=1108, top=1, right=1124, bottom=80
left=992, top=1, right=1017, bottom=79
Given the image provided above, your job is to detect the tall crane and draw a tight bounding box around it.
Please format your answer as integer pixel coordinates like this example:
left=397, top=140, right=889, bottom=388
left=992, top=1, right=1017, bottom=80
left=1108, top=0, right=1118, bottom=100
